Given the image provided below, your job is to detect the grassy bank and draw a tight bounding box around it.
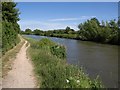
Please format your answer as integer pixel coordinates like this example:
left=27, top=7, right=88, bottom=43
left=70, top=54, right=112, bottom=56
left=45, top=33, right=79, bottom=40
left=25, top=37, right=103, bottom=88
left=2, top=35, right=25, bottom=77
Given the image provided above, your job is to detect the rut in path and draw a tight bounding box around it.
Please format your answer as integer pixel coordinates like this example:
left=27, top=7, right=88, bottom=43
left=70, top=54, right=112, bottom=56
left=2, top=40, right=36, bottom=88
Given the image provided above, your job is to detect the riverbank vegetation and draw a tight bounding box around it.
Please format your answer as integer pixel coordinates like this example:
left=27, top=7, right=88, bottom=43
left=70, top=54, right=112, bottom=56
left=2, top=2, right=20, bottom=54
left=78, top=18, right=119, bottom=45
left=21, top=18, right=120, bottom=45
left=25, top=37, right=103, bottom=88
left=2, top=36, right=25, bottom=77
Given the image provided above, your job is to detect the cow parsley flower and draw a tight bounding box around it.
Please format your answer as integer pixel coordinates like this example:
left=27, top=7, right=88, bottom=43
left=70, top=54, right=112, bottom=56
left=76, top=80, right=80, bottom=83
left=66, top=79, right=69, bottom=83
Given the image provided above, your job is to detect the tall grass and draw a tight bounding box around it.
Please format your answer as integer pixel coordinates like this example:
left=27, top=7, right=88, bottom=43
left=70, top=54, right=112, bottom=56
left=2, top=36, right=25, bottom=77
left=26, top=37, right=103, bottom=88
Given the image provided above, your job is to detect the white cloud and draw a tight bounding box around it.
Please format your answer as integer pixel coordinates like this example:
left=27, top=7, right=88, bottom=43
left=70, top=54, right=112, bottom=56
left=18, top=16, right=96, bottom=31
left=49, top=16, right=96, bottom=21
left=18, top=20, right=79, bottom=31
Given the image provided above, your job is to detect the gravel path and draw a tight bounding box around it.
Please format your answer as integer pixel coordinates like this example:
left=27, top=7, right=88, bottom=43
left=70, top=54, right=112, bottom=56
left=2, top=40, right=36, bottom=88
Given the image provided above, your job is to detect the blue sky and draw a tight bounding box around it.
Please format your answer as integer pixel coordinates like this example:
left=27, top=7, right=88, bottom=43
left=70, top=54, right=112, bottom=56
left=16, top=2, right=118, bottom=31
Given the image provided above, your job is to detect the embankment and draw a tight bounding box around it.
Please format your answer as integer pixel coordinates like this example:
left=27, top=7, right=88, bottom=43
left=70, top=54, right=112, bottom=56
left=25, top=37, right=103, bottom=88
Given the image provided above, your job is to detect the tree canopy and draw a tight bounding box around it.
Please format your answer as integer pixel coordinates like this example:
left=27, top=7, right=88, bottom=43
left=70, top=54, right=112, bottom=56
left=78, top=18, right=119, bottom=45
left=2, top=2, right=20, bottom=54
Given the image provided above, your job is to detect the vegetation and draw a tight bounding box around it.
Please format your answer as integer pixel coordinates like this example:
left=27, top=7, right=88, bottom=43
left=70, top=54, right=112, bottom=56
left=0, top=22, right=2, bottom=56
left=25, top=37, right=103, bottom=88
left=78, top=18, right=119, bottom=45
left=21, top=27, right=78, bottom=39
left=21, top=28, right=32, bottom=35
left=2, top=36, right=25, bottom=77
left=50, top=45, right=66, bottom=59
left=2, top=2, right=20, bottom=54
left=21, top=18, right=119, bottom=45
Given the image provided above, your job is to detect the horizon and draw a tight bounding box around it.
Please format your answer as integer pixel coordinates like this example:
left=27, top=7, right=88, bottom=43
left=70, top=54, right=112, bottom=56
left=17, top=2, right=118, bottom=31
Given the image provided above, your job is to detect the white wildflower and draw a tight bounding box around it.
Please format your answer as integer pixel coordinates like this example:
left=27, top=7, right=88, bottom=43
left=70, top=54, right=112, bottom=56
left=66, top=79, right=69, bottom=83
left=76, top=80, right=80, bottom=83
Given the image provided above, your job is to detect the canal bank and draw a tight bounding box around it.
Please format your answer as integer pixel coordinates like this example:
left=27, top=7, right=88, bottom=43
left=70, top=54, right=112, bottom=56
left=24, top=35, right=118, bottom=88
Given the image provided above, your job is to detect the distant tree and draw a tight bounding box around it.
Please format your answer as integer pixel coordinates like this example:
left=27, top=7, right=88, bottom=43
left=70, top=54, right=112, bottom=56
left=25, top=28, right=32, bottom=35
left=65, top=26, right=70, bottom=33
left=20, top=30, right=25, bottom=34
left=65, top=26, right=73, bottom=34
left=33, top=29, right=44, bottom=35
left=66, top=26, right=70, bottom=30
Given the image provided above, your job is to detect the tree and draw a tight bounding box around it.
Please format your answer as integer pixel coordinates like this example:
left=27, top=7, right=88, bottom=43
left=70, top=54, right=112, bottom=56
left=2, top=2, right=20, bottom=23
left=109, top=20, right=117, bottom=28
left=78, top=18, right=119, bottom=45
left=33, top=29, right=44, bottom=35
left=2, top=2, right=20, bottom=54
left=91, top=18, right=100, bottom=26
left=65, top=26, right=70, bottom=34
left=65, top=26, right=75, bottom=34
left=25, top=28, right=32, bottom=35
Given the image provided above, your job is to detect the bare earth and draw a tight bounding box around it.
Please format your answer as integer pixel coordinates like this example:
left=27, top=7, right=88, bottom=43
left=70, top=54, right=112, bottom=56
left=2, top=40, right=36, bottom=88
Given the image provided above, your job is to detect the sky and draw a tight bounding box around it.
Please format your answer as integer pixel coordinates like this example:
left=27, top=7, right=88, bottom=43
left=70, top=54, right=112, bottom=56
left=16, top=2, right=118, bottom=31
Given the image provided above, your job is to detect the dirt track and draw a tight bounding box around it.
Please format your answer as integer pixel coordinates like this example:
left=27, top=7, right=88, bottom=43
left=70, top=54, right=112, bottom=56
left=2, top=40, right=36, bottom=88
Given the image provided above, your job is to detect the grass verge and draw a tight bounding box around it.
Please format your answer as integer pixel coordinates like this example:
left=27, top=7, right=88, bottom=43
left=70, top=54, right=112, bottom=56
left=2, top=35, right=25, bottom=77
left=25, top=37, right=103, bottom=88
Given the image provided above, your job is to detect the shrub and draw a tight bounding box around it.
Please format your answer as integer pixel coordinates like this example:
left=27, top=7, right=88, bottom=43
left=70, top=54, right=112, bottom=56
left=38, top=38, right=55, bottom=48
left=50, top=45, right=66, bottom=59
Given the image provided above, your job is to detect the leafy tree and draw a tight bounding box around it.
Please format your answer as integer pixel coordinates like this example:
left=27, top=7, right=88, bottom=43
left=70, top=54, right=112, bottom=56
left=78, top=18, right=119, bottom=45
left=2, top=2, right=20, bottom=54
left=65, top=26, right=71, bottom=34
left=2, top=2, right=20, bottom=23
left=33, top=29, right=44, bottom=35
left=65, top=26, right=74, bottom=34
left=25, top=28, right=32, bottom=35
left=91, top=18, right=100, bottom=26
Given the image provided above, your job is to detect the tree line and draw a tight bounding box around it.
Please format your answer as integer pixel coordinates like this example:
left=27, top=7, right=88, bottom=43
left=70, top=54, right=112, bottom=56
left=22, top=18, right=120, bottom=45
left=2, top=2, right=20, bottom=54
left=78, top=18, right=119, bottom=45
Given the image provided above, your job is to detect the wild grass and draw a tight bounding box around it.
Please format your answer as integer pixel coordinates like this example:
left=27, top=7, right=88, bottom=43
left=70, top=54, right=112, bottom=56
left=51, top=34, right=78, bottom=39
left=2, top=35, right=25, bottom=77
left=25, top=37, right=103, bottom=88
